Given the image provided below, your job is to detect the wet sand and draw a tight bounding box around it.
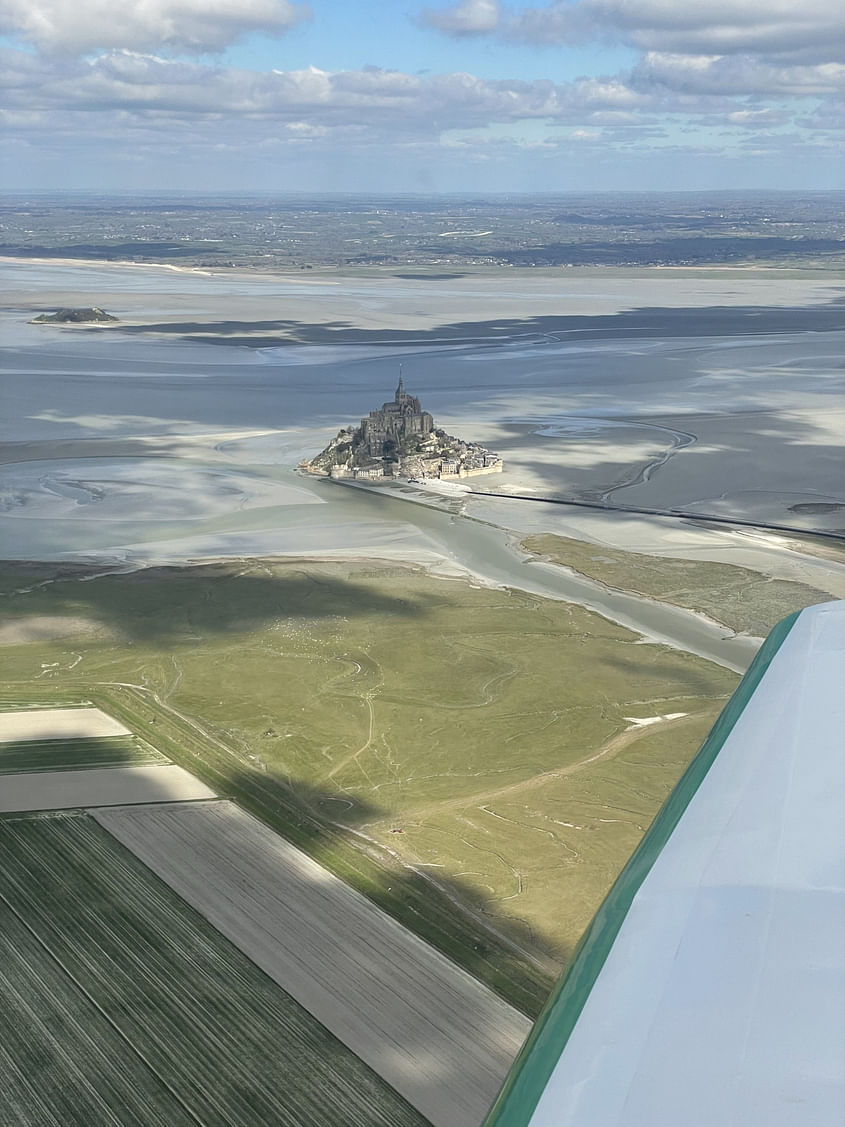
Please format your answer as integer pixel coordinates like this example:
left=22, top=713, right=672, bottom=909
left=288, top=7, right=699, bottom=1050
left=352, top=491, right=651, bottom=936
left=5, top=257, right=841, bottom=337
left=2, top=258, right=842, bottom=667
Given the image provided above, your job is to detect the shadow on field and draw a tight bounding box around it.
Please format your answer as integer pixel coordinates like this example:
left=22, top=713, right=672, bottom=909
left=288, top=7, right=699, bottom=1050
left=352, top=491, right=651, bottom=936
left=602, top=652, right=734, bottom=696
left=0, top=562, right=435, bottom=642
left=0, top=735, right=159, bottom=776
left=205, top=767, right=564, bottom=1016
left=3, top=706, right=562, bottom=1017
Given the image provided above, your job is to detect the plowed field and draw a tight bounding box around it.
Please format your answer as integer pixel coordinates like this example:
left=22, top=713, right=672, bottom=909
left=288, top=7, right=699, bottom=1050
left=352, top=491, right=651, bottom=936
left=96, top=799, right=531, bottom=1127
left=0, top=815, right=428, bottom=1127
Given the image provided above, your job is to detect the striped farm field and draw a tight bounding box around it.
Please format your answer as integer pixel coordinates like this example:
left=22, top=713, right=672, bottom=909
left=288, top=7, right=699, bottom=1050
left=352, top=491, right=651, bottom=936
left=0, top=698, right=88, bottom=712
left=0, top=735, right=168, bottom=774
left=96, top=800, right=531, bottom=1127
left=0, top=816, right=429, bottom=1127
left=0, top=909, right=195, bottom=1126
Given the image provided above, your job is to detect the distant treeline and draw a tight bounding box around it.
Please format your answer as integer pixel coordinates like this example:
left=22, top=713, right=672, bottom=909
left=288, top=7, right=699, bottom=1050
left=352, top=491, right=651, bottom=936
left=0, top=241, right=218, bottom=260
left=421, top=237, right=845, bottom=267
left=4, top=235, right=843, bottom=270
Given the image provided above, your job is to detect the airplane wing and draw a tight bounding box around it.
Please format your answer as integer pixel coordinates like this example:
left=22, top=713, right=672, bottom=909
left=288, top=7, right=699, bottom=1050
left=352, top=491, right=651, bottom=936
left=483, top=600, right=845, bottom=1127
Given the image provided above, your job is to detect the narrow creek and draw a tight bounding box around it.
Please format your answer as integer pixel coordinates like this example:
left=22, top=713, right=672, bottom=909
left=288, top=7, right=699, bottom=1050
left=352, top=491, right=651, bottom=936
left=309, top=476, right=760, bottom=674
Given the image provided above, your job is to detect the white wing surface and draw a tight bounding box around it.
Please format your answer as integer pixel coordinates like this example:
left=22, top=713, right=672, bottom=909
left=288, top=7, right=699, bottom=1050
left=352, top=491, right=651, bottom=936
left=484, top=601, right=845, bottom=1127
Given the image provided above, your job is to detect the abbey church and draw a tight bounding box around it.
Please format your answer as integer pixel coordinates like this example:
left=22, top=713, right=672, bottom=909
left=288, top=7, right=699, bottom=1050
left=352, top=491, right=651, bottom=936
left=360, top=376, right=434, bottom=457
left=303, top=375, right=502, bottom=482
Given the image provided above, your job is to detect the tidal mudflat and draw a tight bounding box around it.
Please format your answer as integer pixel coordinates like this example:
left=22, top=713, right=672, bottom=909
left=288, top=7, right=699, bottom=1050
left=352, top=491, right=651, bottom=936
left=522, top=534, right=835, bottom=636
left=1, top=259, right=841, bottom=1009
left=3, top=259, right=843, bottom=564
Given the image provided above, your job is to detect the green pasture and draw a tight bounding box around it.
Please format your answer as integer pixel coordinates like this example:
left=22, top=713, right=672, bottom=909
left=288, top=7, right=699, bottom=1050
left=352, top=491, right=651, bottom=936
left=523, top=534, right=833, bottom=635
left=0, top=815, right=427, bottom=1127
left=0, top=558, right=741, bottom=1012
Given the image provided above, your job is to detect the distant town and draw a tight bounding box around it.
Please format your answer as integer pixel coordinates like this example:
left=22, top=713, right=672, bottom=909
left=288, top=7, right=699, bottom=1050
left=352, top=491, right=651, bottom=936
left=4, top=192, right=843, bottom=272
left=303, top=376, right=502, bottom=482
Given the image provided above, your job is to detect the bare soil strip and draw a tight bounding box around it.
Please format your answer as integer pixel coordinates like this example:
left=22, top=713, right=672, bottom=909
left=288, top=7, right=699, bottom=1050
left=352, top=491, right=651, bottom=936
left=95, top=799, right=532, bottom=1127
left=0, top=765, right=215, bottom=812
left=0, top=708, right=129, bottom=743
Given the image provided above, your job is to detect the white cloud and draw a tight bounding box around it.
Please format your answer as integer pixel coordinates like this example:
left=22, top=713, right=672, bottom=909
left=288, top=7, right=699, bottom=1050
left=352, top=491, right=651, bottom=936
left=631, top=52, right=845, bottom=98
left=420, top=0, right=501, bottom=35
left=799, top=98, right=845, bottom=132
left=422, top=2, right=843, bottom=68
left=1, top=44, right=839, bottom=186
left=600, top=1, right=842, bottom=62
left=412, top=2, right=845, bottom=121
left=0, top=0, right=311, bottom=56
left=5, top=50, right=642, bottom=127
left=727, top=108, right=788, bottom=127
left=2, top=48, right=832, bottom=137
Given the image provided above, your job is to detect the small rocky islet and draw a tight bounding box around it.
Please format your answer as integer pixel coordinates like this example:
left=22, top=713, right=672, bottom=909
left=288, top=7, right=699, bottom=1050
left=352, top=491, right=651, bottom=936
left=31, top=307, right=119, bottom=324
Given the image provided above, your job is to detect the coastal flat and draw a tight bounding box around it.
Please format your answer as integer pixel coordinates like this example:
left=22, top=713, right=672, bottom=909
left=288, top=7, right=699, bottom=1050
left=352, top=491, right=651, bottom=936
left=4, top=260, right=840, bottom=340
left=2, top=261, right=842, bottom=567
left=95, top=799, right=531, bottom=1127
left=522, top=534, right=835, bottom=636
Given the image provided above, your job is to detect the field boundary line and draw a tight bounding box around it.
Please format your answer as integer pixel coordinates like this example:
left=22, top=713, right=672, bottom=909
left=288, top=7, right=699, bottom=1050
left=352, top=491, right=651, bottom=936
left=84, top=682, right=556, bottom=1014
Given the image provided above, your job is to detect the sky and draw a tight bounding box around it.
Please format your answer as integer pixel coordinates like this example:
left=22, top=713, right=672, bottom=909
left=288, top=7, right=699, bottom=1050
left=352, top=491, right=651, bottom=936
left=1, top=0, right=843, bottom=193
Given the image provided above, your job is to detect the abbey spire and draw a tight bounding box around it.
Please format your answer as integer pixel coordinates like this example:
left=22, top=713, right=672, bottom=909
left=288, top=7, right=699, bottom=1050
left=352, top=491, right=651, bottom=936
left=304, top=379, right=501, bottom=482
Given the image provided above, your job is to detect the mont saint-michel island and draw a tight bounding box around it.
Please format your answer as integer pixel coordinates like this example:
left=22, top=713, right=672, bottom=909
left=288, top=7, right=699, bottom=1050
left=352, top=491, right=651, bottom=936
left=303, top=375, right=502, bottom=482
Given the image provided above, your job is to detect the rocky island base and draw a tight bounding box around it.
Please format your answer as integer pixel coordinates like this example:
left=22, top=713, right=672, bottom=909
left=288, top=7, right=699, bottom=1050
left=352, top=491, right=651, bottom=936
left=30, top=306, right=119, bottom=324
left=303, top=375, right=502, bottom=482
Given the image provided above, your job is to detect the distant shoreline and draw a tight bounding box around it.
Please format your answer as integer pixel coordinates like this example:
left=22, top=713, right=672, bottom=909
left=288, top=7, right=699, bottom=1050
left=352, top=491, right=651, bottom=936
left=0, top=254, right=835, bottom=282
left=0, top=254, right=217, bottom=275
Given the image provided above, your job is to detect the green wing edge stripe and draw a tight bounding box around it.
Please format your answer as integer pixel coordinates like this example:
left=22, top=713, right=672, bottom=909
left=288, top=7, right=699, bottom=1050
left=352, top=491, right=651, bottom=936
left=481, top=608, right=802, bottom=1127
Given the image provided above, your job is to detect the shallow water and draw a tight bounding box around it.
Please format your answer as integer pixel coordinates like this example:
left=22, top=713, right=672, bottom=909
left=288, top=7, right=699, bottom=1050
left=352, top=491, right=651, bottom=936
left=2, top=260, right=842, bottom=667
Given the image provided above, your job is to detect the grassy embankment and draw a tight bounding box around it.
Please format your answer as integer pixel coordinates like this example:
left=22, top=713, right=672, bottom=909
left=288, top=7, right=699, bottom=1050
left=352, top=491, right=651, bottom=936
left=0, top=558, right=742, bottom=1016
left=523, top=534, right=835, bottom=635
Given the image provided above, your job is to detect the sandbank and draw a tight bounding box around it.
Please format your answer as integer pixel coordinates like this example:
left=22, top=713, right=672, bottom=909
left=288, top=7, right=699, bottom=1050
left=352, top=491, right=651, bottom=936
left=4, top=257, right=842, bottom=344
